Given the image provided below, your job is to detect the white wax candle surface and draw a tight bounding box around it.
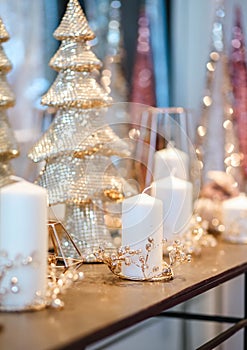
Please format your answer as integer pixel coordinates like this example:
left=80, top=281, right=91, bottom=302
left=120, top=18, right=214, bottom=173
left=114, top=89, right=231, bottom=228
left=121, top=193, right=163, bottom=279
left=151, top=175, right=193, bottom=240
left=222, top=194, right=247, bottom=243
left=153, top=146, right=189, bottom=181
left=0, top=178, right=48, bottom=310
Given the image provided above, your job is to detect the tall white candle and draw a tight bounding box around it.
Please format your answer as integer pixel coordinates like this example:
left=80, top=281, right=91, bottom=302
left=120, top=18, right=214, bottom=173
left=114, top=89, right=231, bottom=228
left=121, top=193, right=163, bottom=279
left=222, top=193, right=247, bottom=243
left=151, top=175, right=193, bottom=240
left=153, top=145, right=189, bottom=181
left=0, top=178, right=48, bottom=311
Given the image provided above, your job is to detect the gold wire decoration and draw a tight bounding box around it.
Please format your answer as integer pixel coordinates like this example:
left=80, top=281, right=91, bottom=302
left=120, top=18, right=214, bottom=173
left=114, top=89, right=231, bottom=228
left=94, top=238, right=190, bottom=282
left=46, top=258, right=84, bottom=309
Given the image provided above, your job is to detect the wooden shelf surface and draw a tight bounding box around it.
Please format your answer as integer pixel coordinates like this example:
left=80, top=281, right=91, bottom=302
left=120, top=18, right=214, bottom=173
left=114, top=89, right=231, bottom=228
left=0, top=240, right=247, bottom=350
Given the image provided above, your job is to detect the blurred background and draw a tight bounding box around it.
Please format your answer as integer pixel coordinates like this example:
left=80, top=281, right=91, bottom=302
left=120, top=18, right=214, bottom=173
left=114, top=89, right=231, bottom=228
left=0, top=0, right=246, bottom=349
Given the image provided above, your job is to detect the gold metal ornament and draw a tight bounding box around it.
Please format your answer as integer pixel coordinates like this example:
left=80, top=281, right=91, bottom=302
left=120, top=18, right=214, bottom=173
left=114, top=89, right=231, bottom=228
left=95, top=238, right=190, bottom=282
left=48, top=219, right=83, bottom=270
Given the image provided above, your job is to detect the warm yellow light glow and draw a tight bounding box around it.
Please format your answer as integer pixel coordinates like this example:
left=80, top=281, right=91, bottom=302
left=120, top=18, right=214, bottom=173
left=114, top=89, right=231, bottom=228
left=203, top=96, right=212, bottom=106
left=230, top=153, right=241, bottom=167
left=210, top=51, right=220, bottom=61
left=197, top=125, right=207, bottom=137
left=225, top=142, right=234, bottom=153
left=206, top=62, right=214, bottom=71
left=223, top=119, right=232, bottom=129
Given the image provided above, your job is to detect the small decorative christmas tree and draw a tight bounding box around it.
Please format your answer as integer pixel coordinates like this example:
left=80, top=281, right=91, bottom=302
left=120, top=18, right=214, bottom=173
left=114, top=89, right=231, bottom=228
left=130, top=7, right=156, bottom=113
left=100, top=0, right=128, bottom=104
left=195, top=1, right=241, bottom=185
left=194, top=1, right=241, bottom=232
left=0, top=17, right=19, bottom=187
left=28, top=0, right=132, bottom=262
left=229, top=7, right=247, bottom=184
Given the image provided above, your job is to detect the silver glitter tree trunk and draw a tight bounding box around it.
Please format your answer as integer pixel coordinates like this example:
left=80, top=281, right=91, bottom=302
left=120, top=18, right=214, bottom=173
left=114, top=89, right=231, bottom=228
left=63, top=201, right=115, bottom=262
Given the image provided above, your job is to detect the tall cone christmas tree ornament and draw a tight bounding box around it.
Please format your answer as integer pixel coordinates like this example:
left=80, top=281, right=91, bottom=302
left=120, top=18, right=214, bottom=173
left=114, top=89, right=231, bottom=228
left=229, top=7, right=247, bottom=183
left=101, top=0, right=128, bottom=104
left=29, top=0, right=134, bottom=262
left=0, top=17, right=19, bottom=187
left=194, top=1, right=241, bottom=232
left=195, top=1, right=241, bottom=184
left=130, top=6, right=156, bottom=125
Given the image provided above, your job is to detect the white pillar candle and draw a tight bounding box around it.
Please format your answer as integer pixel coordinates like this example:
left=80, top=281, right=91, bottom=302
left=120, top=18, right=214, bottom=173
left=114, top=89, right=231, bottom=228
left=222, top=194, right=247, bottom=243
left=0, top=178, right=48, bottom=311
left=121, top=193, right=163, bottom=279
left=153, top=145, right=189, bottom=181
left=151, top=175, right=193, bottom=240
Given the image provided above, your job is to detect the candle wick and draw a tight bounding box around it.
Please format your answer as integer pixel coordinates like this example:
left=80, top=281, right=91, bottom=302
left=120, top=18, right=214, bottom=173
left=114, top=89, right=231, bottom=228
left=142, top=185, right=153, bottom=194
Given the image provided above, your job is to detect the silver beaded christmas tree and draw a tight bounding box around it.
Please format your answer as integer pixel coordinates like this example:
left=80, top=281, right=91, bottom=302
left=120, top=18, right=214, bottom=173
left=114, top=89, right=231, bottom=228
left=0, top=17, right=19, bottom=187
left=28, top=0, right=132, bottom=262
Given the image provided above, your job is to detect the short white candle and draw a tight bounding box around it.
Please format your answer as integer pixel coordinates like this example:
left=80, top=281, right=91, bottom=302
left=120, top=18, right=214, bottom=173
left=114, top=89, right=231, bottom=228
left=222, top=193, right=247, bottom=243
left=151, top=175, right=193, bottom=240
left=121, top=193, right=163, bottom=279
left=153, top=145, right=189, bottom=181
left=0, top=178, right=48, bottom=311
